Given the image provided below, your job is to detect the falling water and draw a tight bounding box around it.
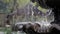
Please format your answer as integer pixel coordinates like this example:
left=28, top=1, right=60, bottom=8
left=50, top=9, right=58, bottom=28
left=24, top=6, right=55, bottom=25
left=12, top=0, right=55, bottom=34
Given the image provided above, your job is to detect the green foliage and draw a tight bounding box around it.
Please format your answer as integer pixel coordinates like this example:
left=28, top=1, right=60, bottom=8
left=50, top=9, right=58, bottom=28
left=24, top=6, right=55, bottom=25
left=38, top=6, right=48, bottom=13
left=0, top=0, right=14, bottom=14
left=17, top=0, right=30, bottom=8
left=0, top=0, right=48, bottom=14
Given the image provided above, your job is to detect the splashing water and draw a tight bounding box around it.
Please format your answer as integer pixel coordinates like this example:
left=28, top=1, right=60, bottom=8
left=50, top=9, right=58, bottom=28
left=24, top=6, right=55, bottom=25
left=14, top=1, right=54, bottom=33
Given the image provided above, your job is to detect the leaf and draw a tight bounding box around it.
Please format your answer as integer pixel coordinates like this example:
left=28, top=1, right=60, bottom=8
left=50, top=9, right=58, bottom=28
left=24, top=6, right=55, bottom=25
left=38, top=6, right=48, bottom=13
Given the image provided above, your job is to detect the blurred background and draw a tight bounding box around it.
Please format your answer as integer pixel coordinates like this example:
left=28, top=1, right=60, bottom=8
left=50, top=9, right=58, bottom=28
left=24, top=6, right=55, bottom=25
left=0, top=0, right=54, bottom=34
